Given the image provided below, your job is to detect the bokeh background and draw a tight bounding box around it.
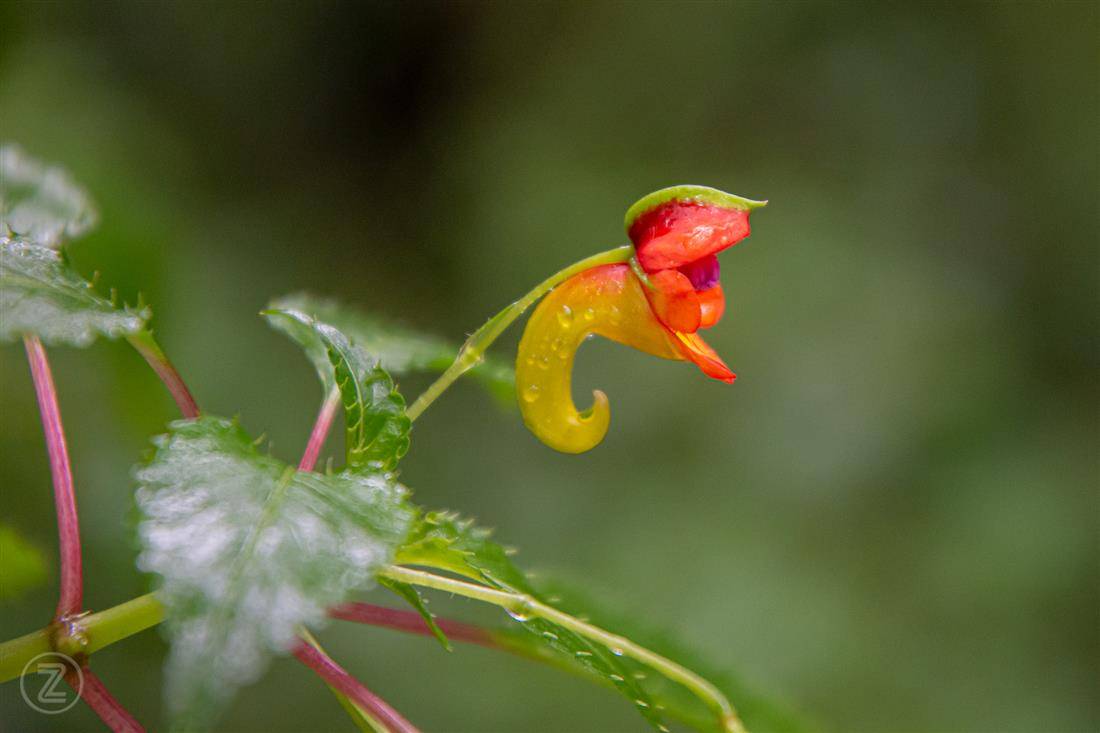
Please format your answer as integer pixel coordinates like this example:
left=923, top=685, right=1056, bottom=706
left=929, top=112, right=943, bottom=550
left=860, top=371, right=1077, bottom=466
left=1, top=2, right=1097, bottom=732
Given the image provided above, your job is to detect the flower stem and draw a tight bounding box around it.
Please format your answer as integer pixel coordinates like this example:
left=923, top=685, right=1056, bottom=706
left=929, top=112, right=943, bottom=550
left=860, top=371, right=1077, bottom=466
left=299, top=388, right=340, bottom=471
left=126, top=329, right=199, bottom=419
left=406, top=245, right=633, bottom=421
left=23, top=335, right=83, bottom=619
left=70, top=667, right=145, bottom=733
left=293, top=635, right=419, bottom=733
left=380, top=565, right=746, bottom=733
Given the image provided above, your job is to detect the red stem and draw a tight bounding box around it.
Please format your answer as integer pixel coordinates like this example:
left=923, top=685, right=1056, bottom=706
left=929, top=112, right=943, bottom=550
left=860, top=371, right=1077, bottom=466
left=292, top=639, right=419, bottom=733
left=299, top=390, right=340, bottom=471
left=328, top=602, right=496, bottom=648
left=67, top=668, right=145, bottom=733
left=127, top=333, right=199, bottom=419
left=24, top=335, right=82, bottom=619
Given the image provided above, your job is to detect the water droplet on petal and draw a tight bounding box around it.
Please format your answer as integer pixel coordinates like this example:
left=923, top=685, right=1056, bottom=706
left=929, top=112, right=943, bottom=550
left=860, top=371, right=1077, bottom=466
left=557, top=305, right=574, bottom=328
left=522, top=385, right=541, bottom=403
left=583, top=307, right=596, bottom=321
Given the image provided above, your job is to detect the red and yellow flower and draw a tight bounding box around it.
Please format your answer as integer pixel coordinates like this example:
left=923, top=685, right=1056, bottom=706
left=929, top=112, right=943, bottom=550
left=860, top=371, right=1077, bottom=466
left=516, top=185, right=766, bottom=453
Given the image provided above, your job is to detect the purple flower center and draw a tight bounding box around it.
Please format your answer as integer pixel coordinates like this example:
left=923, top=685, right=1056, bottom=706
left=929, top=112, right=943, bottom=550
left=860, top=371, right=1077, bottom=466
left=679, top=254, right=720, bottom=291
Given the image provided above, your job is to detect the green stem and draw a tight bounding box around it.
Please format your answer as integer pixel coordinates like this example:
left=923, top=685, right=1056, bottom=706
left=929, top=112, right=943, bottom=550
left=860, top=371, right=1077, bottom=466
left=0, top=577, right=737, bottom=732
left=0, top=593, right=164, bottom=682
left=406, top=245, right=633, bottom=421
left=379, top=565, right=745, bottom=733
left=127, top=329, right=200, bottom=418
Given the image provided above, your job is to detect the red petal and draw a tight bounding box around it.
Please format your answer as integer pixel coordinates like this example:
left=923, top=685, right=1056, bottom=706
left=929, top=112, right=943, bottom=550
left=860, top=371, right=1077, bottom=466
left=670, top=330, right=736, bottom=383
left=631, top=202, right=752, bottom=272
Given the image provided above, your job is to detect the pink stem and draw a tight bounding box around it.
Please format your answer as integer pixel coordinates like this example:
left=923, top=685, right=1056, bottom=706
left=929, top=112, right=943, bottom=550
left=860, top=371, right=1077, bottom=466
left=299, top=389, right=341, bottom=471
left=292, top=639, right=419, bottom=733
left=67, top=668, right=145, bottom=733
left=24, top=335, right=82, bottom=619
left=127, top=333, right=199, bottom=419
left=328, top=602, right=496, bottom=648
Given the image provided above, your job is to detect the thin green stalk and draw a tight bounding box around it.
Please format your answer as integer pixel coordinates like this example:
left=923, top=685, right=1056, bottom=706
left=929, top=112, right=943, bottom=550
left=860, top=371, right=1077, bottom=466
left=0, top=627, right=51, bottom=679
left=0, top=577, right=736, bottom=732
left=81, top=593, right=166, bottom=655
left=0, top=593, right=164, bottom=682
left=406, top=245, right=633, bottom=420
left=379, top=565, right=745, bottom=733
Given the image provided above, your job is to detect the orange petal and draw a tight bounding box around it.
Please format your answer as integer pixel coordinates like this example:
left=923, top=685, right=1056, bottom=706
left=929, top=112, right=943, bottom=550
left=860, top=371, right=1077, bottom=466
left=645, top=269, right=701, bottom=333
left=697, top=284, right=726, bottom=328
left=671, top=330, right=736, bottom=383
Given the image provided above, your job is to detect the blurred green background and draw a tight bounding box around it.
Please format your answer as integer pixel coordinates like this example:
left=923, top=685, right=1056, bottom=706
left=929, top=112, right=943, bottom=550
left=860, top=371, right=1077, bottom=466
left=1, top=2, right=1097, bottom=731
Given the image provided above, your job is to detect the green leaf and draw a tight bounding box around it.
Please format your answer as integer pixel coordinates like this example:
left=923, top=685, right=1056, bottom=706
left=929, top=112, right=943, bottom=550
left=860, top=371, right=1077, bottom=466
left=0, top=525, right=49, bottom=602
left=508, top=580, right=813, bottom=733
left=322, top=323, right=410, bottom=471
left=134, top=415, right=414, bottom=729
left=0, top=143, right=97, bottom=248
left=396, top=512, right=665, bottom=730
left=378, top=576, right=452, bottom=651
left=263, top=309, right=410, bottom=470
left=0, top=236, right=149, bottom=346
left=262, top=305, right=340, bottom=394
left=395, top=515, right=805, bottom=732
left=265, top=292, right=514, bottom=403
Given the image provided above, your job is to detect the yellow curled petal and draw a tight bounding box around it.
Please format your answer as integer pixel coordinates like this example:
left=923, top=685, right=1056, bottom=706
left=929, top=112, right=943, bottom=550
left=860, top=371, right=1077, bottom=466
left=516, top=263, right=682, bottom=453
